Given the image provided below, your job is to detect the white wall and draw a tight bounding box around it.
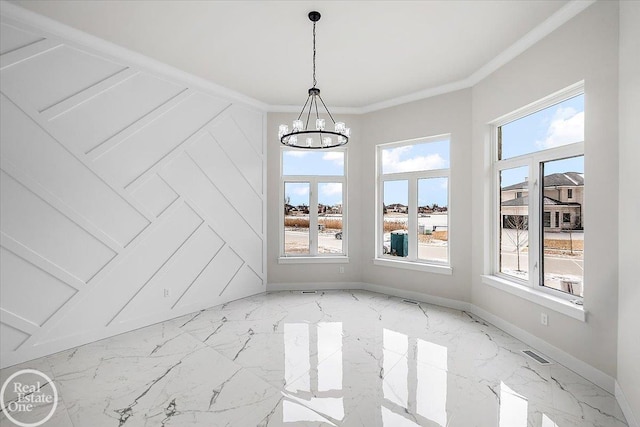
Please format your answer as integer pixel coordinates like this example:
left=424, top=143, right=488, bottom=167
left=617, top=0, right=640, bottom=424
left=359, top=90, right=473, bottom=302
left=266, top=112, right=363, bottom=286
left=0, top=9, right=266, bottom=368
left=471, top=1, right=619, bottom=377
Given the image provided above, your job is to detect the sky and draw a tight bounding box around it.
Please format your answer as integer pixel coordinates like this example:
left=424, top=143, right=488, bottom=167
left=283, top=93, right=584, bottom=207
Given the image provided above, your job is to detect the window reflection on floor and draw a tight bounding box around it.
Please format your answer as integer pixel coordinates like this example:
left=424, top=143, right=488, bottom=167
left=283, top=322, right=344, bottom=424
left=383, top=328, right=448, bottom=426
left=500, top=382, right=528, bottom=427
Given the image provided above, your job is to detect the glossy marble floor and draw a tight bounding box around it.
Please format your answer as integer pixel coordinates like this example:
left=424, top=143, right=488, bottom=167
left=0, top=290, right=628, bottom=427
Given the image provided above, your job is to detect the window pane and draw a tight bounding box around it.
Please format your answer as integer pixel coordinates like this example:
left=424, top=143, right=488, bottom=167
left=417, top=178, right=448, bottom=263
left=284, top=182, right=310, bottom=254
left=383, top=180, right=408, bottom=257
left=381, top=139, right=449, bottom=174
left=283, top=150, right=344, bottom=176
left=318, top=183, right=343, bottom=254
left=541, top=156, right=584, bottom=297
left=500, top=167, right=529, bottom=280
left=499, top=94, right=584, bottom=160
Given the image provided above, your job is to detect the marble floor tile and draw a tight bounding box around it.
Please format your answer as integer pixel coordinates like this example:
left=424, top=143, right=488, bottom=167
left=0, top=290, right=628, bottom=427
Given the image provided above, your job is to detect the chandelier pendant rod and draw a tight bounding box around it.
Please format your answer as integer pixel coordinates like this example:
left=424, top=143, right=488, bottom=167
left=278, top=10, right=350, bottom=149
left=317, top=94, right=337, bottom=124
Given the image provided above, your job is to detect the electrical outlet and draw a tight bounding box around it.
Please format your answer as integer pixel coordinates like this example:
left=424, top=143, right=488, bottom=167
left=163, top=288, right=170, bottom=298
left=540, top=312, right=548, bottom=326
left=339, top=266, right=345, bottom=274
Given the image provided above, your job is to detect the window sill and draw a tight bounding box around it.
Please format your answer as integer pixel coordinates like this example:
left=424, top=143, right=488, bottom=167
left=481, top=275, right=585, bottom=322
left=278, top=256, right=349, bottom=264
left=373, top=258, right=452, bottom=275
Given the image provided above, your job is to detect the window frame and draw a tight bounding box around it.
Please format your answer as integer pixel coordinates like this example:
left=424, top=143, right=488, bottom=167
left=374, top=135, right=452, bottom=275
left=486, top=82, right=585, bottom=311
left=279, top=146, right=348, bottom=263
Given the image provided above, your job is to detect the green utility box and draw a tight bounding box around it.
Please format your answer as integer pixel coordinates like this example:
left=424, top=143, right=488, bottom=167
left=390, top=230, right=408, bottom=257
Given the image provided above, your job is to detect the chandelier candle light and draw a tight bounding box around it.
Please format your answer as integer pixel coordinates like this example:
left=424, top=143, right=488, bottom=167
left=279, top=11, right=350, bottom=149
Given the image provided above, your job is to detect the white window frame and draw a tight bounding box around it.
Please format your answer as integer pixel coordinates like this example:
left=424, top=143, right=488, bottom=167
left=374, top=135, right=452, bottom=275
left=482, top=82, right=586, bottom=321
left=279, top=147, right=348, bottom=263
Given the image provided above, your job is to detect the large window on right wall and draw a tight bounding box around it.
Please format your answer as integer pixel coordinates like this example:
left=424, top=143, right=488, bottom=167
left=494, top=84, right=584, bottom=300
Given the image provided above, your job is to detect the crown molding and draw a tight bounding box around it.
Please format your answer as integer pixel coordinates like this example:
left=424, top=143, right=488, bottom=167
left=1, top=0, right=596, bottom=115
left=268, top=0, right=597, bottom=114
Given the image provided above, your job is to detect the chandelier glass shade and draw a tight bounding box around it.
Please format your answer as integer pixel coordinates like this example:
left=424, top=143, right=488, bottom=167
left=279, top=11, right=350, bottom=149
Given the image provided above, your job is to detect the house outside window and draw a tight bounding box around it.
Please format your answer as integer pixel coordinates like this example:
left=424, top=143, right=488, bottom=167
left=280, top=148, right=347, bottom=260
left=493, top=84, right=585, bottom=299
left=375, top=135, right=450, bottom=273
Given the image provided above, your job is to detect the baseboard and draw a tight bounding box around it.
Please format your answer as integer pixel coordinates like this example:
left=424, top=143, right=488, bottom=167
left=470, top=304, right=615, bottom=394
left=616, top=381, right=639, bottom=427
left=361, top=282, right=471, bottom=312
left=266, top=281, right=361, bottom=292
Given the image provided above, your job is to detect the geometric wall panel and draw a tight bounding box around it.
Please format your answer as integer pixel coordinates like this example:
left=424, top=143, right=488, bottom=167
left=188, top=133, right=263, bottom=234
left=0, top=247, right=77, bottom=326
left=0, top=23, right=42, bottom=55
left=114, top=225, right=224, bottom=324
left=0, top=10, right=264, bottom=368
left=209, top=115, right=263, bottom=195
left=0, top=323, right=29, bottom=352
left=173, top=245, right=244, bottom=310
left=41, top=202, right=203, bottom=339
left=47, top=72, right=186, bottom=154
left=1, top=45, right=125, bottom=112
left=161, top=153, right=263, bottom=272
left=228, top=104, right=264, bottom=155
left=0, top=170, right=116, bottom=283
left=92, top=92, right=230, bottom=188
left=0, top=95, right=149, bottom=247
left=131, top=174, right=178, bottom=218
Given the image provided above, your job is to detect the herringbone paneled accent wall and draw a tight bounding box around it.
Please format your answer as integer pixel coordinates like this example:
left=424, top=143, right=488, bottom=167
left=0, top=17, right=266, bottom=368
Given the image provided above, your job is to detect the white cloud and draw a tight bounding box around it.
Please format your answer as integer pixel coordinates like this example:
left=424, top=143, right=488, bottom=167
left=382, top=146, right=445, bottom=173
left=322, top=151, right=344, bottom=166
left=320, top=183, right=342, bottom=196
left=284, top=150, right=309, bottom=158
left=292, top=186, right=309, bottom=196
left=536, top=107, right=584, bottom=149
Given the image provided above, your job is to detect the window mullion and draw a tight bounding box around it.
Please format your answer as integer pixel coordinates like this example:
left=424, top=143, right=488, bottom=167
left=528, top=160, right=539, bottom=289
left=309, top=178, right=319, bottom=256
left=408, top=178, right=418, bottom=261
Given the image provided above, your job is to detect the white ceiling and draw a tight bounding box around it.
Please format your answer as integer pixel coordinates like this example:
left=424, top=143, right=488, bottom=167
left=11, top=0, right=575, bottom=110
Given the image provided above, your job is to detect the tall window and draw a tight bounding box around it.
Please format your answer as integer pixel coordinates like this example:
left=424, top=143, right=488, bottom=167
left=281, top=149, right=347, bottom=258
left=377, top=136, right=450, bottom=267
left=494, top=85, right=584, bottom=299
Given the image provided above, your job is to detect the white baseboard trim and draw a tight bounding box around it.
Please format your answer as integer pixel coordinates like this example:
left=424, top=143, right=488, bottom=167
left=267, top=281, right=616, bottom=394
left=469, top=304, right=615, bottom=394
left=616, top=381, right=639, bottom=427
left=266, top=281, right=360, bottom=292
left=360, top=282, right=470, bottom=312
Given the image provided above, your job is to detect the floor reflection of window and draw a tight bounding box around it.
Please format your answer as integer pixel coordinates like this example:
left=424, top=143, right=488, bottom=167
left=416, top=340, right=447, bottom=426
left=499, top=382, right=528, bottom=427
left=541, top=414, right=559, bottom=427
left=284, top=323, right=310, bottom=392
left=318, top=322, right=342, bottom=392
left=382, top=328, right=448, bottom=426
left=283, top=322, right=344, bottom=424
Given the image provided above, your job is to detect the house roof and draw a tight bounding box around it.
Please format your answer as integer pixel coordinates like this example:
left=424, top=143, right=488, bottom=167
left=544, top=172, right=584, bottom=187
left=501, top=196, right=581, bottom=207
left=502, top=172, right=584, bottom=191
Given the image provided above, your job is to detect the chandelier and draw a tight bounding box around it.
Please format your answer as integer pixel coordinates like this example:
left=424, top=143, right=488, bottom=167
left=278, top=11, right=350, bottom=149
